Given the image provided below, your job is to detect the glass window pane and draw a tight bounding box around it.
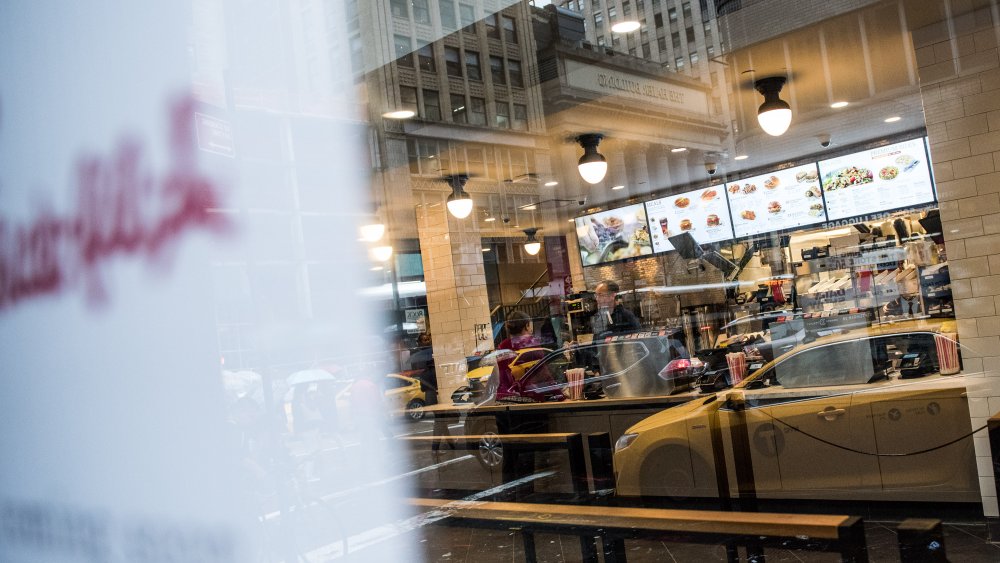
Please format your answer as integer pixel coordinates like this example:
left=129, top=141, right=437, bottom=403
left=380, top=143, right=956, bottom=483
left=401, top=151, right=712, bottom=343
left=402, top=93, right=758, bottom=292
left=422, top=89, right=440, bottom=120
left=490, top=56, right=505, bottom=84
left=417, top=44, right=435, bottom=72
left=450, top=94, right=466, bottom=123
left=439, top=0, right=456, bottom=29
left=465, top=50, right=481, bottom=81
left=444, top=46, right=462, bottom=76
left=485, top=13, right=499, bottom=39
left=412, top=0, right=430, bottom=24
left=394, top=35, right=412, bottom=67
left=495, top=101, right=509, bottom=128
left=503, top=16, right=517, bottom=43
left=509, top=59, right=523, bottom=87
left=469, top=97, right=486, bottom=126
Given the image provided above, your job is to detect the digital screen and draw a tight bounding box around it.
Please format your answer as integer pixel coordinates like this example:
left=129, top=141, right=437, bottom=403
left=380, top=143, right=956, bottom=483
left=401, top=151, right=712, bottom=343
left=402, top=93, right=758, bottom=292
left=644, top=186, right=734, bottom=252
left=726, top=163, right=827, bottom=238
left=574, top=203, right=652, bottom=266
left=818, top=138, right=935, bottom=220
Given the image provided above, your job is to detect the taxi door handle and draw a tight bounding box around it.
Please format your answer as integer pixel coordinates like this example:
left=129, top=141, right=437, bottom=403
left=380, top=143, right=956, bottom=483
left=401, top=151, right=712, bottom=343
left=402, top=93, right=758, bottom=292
left=817, top=408, right=846, bottom=420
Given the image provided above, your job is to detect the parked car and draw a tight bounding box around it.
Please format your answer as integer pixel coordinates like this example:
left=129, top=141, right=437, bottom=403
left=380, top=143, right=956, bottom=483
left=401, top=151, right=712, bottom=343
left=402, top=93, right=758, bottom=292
left=450, top=347, right=551, bottom=405
left=614, top=321, right=980, bottom=503
left=383, top=374, right=427, bottom=421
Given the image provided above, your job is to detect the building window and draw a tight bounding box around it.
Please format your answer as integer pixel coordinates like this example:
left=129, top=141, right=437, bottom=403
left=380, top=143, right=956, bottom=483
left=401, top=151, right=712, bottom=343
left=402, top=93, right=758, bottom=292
left=502, top=16, right=517, bottom=43
left=682, top=1, right=692, bottom=19
left=423, top=89, right=441, bottom=120
left=412, top=0, right=430, bottom=24
left=439, top=0, right=456, bottom=29
left=657, top=36, right=667, bottom=51
left=459, top=3, right=476, bottom=32
left=672, top=32, right=681, bottom=49
left=400, top=86, right=418, bottom=112
left=469, top=97, right=486, bottom=126
left=597, top=35, right=606, bottom=46
left=686, top=26, right=696, bottom=44
left=707, top=43, right=715, bottom=57
left=451, top=94, right=467, bottom=123
left=623, top=0, right=631, bottom=15
left=512, top=103, right=528, bottom=130
left=654, top=13, right=663, bottom=28
left=592, top=0, right=601, bottom=8
left=594, top=12, right=604, bottom=32
left=642, top=42, right=650, bottom=57
left=608, top=6, right=617, bottom=18
left=394, top=35, right=413, bottom=67
left=508, top=59, right=523, bottom=87
left=668, top=7, right=677, bottom=21
left=465, top=50, right=482, bottom=81
left=444, top=46, right=462, bottom=76
left=350, top=36, right=364, bottom=74
left=675, top=56, right=685, bottom=69
left=485, top=13, right=500, bottom=39
left=495, top=102, right=510, bottom=128
left=417, top=44, right=435, bottom=72
left=689, top=51, right=699, bottom=64
left=490, top=56, right=506, bottom=84
left=390, top=0, right=408, bottom=18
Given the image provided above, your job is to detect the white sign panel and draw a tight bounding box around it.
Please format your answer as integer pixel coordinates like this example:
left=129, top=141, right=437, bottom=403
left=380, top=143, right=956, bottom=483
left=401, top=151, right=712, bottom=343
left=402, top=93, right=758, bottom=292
left=726, top=163, right=827, bottom=238
left=645, top=186, right=734, bottom=252
left=819, top=138, right=935, bottom=221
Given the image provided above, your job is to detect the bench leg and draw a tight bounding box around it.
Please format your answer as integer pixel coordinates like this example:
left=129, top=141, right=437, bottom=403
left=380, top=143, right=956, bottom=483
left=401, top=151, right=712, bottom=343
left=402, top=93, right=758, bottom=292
left=602, top=535, right=627, bottom=563
left=837, top=516, right=869, bottom=563
left=579, top=533, right=599, bottom=563
left=522, top=530, right=537, bottom=563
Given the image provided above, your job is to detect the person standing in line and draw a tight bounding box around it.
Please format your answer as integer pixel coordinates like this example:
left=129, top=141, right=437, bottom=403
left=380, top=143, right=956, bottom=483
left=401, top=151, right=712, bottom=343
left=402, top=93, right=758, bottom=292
left=592, top=280, right=640, bottom=337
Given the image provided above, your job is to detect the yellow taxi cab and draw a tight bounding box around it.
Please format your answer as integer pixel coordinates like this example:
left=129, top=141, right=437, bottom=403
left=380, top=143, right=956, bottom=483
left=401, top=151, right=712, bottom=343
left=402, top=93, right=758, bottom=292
left=383, top=374, right=427, bottom=421
left=613, top=319, right=982, bottom=503
left=451, top=347, right=551, bottom=404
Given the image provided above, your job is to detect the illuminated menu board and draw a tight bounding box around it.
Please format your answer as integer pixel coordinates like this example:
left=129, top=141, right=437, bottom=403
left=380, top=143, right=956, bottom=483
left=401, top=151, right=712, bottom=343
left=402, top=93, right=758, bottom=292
left=818, top=138, right=935, bottom=221
left=574, top=203, right=652, bottom=266
left=644, top=186, right=734, bottom=252
left=726, top=163, right=827, bottom=238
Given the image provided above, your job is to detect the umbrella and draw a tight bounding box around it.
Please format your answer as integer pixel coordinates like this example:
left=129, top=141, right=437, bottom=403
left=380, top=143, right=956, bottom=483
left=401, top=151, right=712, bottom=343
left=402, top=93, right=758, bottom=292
left=222, top=370, right=264, bottom=404
left=287, top=368, right=338, bottom=387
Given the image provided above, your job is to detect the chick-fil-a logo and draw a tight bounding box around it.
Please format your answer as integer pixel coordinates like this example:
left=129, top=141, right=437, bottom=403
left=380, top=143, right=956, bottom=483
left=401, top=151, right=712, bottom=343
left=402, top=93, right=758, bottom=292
left=0, top=96, right=230, bottom=310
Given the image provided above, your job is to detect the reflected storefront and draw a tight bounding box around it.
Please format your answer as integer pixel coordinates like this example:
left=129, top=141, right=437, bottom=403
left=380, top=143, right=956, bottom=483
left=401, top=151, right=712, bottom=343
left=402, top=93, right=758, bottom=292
left=8, top=0, right=1000, bottom=561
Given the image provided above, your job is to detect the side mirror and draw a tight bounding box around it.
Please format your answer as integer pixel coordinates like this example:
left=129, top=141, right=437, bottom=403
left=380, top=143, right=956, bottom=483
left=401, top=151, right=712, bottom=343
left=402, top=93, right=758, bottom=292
left=745, top=379, right=766, bottom=390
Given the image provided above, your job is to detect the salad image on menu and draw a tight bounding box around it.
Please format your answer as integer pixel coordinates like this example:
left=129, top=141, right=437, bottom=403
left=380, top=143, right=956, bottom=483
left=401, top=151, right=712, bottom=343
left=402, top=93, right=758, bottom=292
left=819, top=138, right=934, bottom=221
left=575, top=204, right=652, bottom=265
left=645, top=186, right=734, bottom=253
left=726, top=163, right=826, bottom=238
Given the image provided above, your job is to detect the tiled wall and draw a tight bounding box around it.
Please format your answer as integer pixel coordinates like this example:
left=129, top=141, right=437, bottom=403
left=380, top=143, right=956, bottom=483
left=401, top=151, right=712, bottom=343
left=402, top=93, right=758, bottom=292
left=416, top=204, right=492, bottom=400
left=914, top=4, right=1000, bottom=517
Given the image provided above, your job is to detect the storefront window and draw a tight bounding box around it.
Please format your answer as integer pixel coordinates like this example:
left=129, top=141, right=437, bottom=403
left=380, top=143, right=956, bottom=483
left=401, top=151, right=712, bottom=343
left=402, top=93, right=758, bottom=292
left=17, top=1, right=1000, bottom=562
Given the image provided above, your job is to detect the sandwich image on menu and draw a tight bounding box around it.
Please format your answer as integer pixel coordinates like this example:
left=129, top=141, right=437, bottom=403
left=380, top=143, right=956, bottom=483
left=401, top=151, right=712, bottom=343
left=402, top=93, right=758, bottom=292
left=726, top=163, right=825, bottom=238
left=645, top=186, right=734, bottom=253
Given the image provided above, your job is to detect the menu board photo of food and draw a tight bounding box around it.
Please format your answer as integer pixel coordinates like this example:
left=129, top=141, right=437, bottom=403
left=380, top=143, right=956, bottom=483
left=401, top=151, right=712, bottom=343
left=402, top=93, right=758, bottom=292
left=574, top=203, right=652, bottom=265
left=644, top=186, right=735, bottom=252
left=725, top=163, right=826, bottom=238
left=818, top=138, right=935, bottom=221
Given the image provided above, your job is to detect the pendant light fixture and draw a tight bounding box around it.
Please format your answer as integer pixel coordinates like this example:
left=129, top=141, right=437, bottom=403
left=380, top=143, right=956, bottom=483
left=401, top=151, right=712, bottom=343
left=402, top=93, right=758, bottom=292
left=523, top=228, right=542, bottom=256
left=754, top=77, right=792, bottom=136
left=445, top=174, right=473, bottom=219
left=575, top=134, right=607, bottom=184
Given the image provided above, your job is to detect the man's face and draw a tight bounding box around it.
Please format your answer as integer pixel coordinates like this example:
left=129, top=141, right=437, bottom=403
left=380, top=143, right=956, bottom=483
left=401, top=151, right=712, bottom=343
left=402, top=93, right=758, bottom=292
left=595, top=284, right=616, bottom=309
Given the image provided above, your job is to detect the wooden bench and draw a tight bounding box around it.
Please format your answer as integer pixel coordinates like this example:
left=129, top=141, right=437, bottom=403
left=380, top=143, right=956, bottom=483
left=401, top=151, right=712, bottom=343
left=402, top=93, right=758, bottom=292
left=397, top=433, right=591, bottom=496
left=409, top=497, right=870, bottom=562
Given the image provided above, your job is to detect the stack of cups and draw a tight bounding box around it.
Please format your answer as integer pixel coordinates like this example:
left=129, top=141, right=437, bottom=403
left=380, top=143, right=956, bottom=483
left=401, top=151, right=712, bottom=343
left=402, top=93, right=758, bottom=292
left=934, top=333, right=961, bottom=375
left=726, top=352, right=748, bottom=385
left=566, top=368, right=585, bottom=400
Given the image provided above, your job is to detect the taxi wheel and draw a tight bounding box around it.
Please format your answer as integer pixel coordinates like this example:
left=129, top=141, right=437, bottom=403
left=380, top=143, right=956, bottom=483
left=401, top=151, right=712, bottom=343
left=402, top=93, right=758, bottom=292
left=477, top=432, right=504, bottom=468
left=406, top=399, right=426, bottom=421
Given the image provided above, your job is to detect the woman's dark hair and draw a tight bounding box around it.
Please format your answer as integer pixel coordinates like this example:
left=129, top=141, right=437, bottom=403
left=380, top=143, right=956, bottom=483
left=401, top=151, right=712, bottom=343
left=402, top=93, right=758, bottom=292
left=598, top=280, right=620, bottom=293
left=506, top=311, right=531, bottom=337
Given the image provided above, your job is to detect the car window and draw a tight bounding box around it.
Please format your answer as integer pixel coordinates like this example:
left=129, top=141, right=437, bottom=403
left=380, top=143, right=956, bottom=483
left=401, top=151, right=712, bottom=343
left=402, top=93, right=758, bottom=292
left=512, top=349, right=547, bottom=366
left=383, top=377, right=408, bottom=390
left=772, top=338, right=874, bottom=388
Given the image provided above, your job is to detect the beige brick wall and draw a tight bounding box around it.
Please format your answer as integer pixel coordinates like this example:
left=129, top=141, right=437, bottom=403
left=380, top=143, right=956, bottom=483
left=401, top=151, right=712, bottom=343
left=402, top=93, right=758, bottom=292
left=416, top=203, right=492, bottom=400
left=915, top=4, right=1000, bottom=517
